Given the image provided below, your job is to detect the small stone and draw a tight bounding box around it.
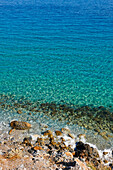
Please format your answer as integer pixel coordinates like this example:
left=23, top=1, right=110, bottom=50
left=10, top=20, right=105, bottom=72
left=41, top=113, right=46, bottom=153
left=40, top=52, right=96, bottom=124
left=99, top=131, right=106, bottom=136
left=102, top=135, right=109, bottom=140
left=61, top=128, right=70, bottom=133
left=17, top=110, right=22, bottom=114
left=107, top=134, right=113, bottom=138
left=22, top=138, right=33, bottom=147
left=37, top=137, right=45, bottom=145
left=94, top=128, right=100, bottom=133
left=68, top=133, right=75, bottom=139
left=103, top=160, right=108, bottom=163
left=51, top=141, right=57, bottom=146
left=55, top=144, right=60, bottom=149
left=40, top=123, right=48, bottom=129
left=61, top=137, right=65, bottom=142
left=43, top=130, right=52, bottom=136
left=33, top=146, right=43, bottom=150
left=72, top=151, right=76, bottom=156
left=28, top=112, right=32, bottom=115
left=48, top=133, right=53, bottom=139
left=23, top=137, right=32, bottom=143
left=43, top=132, right=49, bottom=136
left=65, top=151, right=73, bottom=158
left=103, top=152, right=108, bottom=155
left=78, top=134, right=86, bottom=138
left=55, top=131, right=62, bottom=136
left=109, top=163, right=113, bottom=169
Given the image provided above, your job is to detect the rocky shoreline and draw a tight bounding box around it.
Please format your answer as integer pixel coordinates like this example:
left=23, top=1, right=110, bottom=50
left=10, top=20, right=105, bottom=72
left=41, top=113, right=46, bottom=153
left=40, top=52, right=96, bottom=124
left=0, top=120, right=113, bottom=169
left=0, top=94, right=113, bottom=169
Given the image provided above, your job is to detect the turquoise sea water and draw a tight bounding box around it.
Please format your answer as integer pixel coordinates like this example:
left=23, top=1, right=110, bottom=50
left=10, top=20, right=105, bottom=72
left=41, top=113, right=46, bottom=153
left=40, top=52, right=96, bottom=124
left=0, top=4, right=113, bottom=149
left=0, top=4, right=113, bottom=107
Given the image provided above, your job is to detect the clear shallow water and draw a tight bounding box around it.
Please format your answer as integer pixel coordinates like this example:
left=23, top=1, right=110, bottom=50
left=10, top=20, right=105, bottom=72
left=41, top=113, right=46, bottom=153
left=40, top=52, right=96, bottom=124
left=0, top=4, right=113, bottom=107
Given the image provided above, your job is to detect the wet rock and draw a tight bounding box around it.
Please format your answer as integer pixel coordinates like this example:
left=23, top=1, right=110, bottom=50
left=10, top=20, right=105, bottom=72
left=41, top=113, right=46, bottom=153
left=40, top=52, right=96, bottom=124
left=68, top=133, right=75, bottom=139
left=61, top=137, right=65, bottom=142
left=28, top=148, right=37, bottom=156
left=109, top=163, right=113, bottom=169
left=59, top=143, right=67, bottom=150
left=55, top=131, right=62, bottom=136
left=103, top=152, right=108, bottom=155
left=43, top=130, right=53, bottom=136
left=23, top=136, right=32, bottom=142
left=91, top=158, right=100, bottom=167
left=10, top=121, right=31, bottom=130
left=78, top=134, right=86, bottom=138
left=22, top=137, right=33, bottom=146
left=103, top=160, right=108, bottom=163
left=61, top=128, right=70, bottom=134
left=65, top=152, right=73, bottom=158
left=36, top=137, right=45, bottom=146
left=67, top=145, right=74, bottom=152
left=76, top=141, right=86, bottom=151
left=50, top=141, right=57, bottom=147
left=33, top=146, right=43, bottom=150
left=91, top=148, right=99, bottom=158
left=75, top=141, right=99, bottom=161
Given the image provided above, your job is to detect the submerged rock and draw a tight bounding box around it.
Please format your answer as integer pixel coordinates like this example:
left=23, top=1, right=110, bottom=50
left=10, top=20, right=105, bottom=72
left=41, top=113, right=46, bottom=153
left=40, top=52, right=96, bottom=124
left=17, top=110, right=22, bottom=114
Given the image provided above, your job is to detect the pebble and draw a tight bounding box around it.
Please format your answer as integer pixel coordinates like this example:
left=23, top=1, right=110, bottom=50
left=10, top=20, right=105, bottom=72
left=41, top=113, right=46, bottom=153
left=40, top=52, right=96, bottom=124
left=78, top=134, right=86, bottom=138
left=107, top=134, right=113, bottom=138
left=102, top=135, right=109, bottom=140
left=55, top=131, right=62, bottom=136
left=43, top=130, right=53, bottom=136
left=104, top=160, right=108, bottom=163
left=99, top=131, right=106, bottom=136
left=33, top=146, right=43, bottom=150
left=61, top=128, right=70, bottom=134
left=103, top=152, right=108, bottom=155
left=68, top=133, right=75, bottom=139
left=65, top=152, right=73, bottom=158
left=94, top=128, right=100, bottom=133
left=17, top=110, right=22, bottom=114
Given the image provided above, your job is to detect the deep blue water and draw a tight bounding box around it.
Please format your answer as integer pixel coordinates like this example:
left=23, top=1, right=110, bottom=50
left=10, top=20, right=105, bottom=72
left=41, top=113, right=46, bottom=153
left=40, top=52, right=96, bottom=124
left=0, top=4, right=113, bottom=107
